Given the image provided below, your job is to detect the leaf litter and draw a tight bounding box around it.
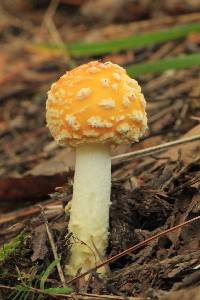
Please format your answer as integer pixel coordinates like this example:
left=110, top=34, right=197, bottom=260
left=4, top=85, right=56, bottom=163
left=0, top=1, right=200, bottom=299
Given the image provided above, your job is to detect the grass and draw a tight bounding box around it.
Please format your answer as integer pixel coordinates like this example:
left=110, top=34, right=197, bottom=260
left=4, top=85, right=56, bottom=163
left=36, top=22, right=200, bottom=57
left=0, top=233, right=29, bottom=262
left=7, top=260, right=73, bottom=300
left=33, top=22, right=200, bottom=76
left=126, top=53, right=200, bottom=77
left=69, top=22, right=200, bottom=57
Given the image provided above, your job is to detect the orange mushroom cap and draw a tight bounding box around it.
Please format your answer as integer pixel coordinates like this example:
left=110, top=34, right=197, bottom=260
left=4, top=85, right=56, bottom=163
left=46, top=61, right=147, bottom=146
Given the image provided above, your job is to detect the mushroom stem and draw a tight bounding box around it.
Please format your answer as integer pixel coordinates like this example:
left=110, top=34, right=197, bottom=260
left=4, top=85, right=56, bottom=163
left=66, top=144, right=111, bottom=276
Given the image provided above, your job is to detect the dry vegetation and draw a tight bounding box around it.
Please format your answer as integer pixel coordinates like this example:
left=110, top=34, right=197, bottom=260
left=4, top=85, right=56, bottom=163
left=0, top=0, right=200, bottom=299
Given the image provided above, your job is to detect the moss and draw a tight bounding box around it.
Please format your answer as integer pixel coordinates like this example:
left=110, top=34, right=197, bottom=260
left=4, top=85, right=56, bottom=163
left=0, top=232, right=30, bottom=262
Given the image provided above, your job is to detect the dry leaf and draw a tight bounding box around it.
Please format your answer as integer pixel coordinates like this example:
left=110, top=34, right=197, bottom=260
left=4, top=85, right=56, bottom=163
left=0, top=174, right=67, bottom=203
left=31, top=224, right=48, bottom=261
left=154, top=124, right=200, bottom=168
left=28, top=148, right=75, bottom=176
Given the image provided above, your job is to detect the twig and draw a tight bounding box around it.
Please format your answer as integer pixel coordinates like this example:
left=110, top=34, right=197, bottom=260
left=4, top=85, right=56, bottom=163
left=0, top=284, right=16, bottom=291
left=39, top=205, right=66, bottom=287
left=75, top=293, right=144, bottom=300
left=171, top=174, right=200, bottom=194
left=149, top=42, right=174, bottom=62
left=42, top=0, right=63, bottom=44
left=161, top=155, right=200, bottom=190
left=190, top=116, right=200, bottom=122
left=91, top=237, right=111, bottom=275
left=148, top=100, right=182, bottom=124
left=66, top=215, right=200, bottom=285
left=112, top=250, right=200, bottom=278
left=112, top=134, right=200, bottom=161
left=0, top=196, right=69, bottom=227
left=174, top=101, right=189, bottom=130
left=0, top=284, right=143, bottom=299
left=0, top=284, right=58, bottom=299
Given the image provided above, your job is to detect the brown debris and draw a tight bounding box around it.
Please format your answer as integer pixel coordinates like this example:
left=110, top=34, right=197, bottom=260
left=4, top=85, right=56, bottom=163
left=31, top=224, right=48, bottom=261
left=0, top=1, right=200, bottom=299
left=160, top=285, right=200, bottom=300
left=0, top=174, right=67, bottom=205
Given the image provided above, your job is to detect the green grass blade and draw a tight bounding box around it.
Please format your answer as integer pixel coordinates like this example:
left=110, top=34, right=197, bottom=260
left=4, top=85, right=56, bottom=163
left=35, top=22, right=200, bottom=57
left=39, top=258, right=60, bottom=290
left=22, top=291, right=31, bottom=300
left=44, top=287, right=73, bottom=295
left=31, top=291, right=38, bottom=300
left=36, top=294, right=44, bottom=300
left=0, top=233, right=28, bottom=262
left=19, top=291, right=28, bottom=300
left=33, top=279, right=42, bottom=300
left=69, top=22, right=200, bottom=57
left=12, top=291, right=22, bottom=300
left=15, top=285, right=29, bottom=292
left=126, top=53, right=200, bottom=77
left=8, top=291, right=17, bottom=299
left=34, top=277, right=41, bottom=289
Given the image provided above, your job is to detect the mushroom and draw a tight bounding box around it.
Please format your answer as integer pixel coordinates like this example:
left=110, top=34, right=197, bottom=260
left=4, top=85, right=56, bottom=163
left=46, top=61, right=147, bottom=276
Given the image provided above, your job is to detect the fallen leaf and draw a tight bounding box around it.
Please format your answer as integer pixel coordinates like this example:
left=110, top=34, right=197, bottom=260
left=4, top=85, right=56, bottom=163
left=155, top=124, right=200, bottom=168
left=160, top=283, right=200, bottom=300
left=31, top=224, right=48, bottom=261
left=0, top=174, right=67, bottom=204
left=28, top=148, right=75, bottom=176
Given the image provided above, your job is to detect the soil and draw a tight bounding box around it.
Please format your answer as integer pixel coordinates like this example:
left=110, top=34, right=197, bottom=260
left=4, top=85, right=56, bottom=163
left=0, top=1, right=200, bottom=299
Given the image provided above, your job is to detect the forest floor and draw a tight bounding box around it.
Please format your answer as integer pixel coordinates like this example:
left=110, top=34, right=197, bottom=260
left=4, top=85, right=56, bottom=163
left=0, top=1, right=200, bottom=299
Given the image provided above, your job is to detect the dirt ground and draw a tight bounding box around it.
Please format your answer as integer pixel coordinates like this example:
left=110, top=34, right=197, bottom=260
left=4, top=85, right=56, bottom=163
left=0, top=1, right=200, bottom=299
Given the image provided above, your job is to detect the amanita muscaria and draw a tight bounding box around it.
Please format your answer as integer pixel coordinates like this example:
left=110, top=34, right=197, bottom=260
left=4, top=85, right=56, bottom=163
left=46, top=61, right=147, bottom=276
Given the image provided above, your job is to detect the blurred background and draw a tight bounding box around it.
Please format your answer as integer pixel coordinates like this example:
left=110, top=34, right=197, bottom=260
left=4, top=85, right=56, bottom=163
left=1, top=2, right=200, bottom=298
left=0, top=0, right=200, bottom=212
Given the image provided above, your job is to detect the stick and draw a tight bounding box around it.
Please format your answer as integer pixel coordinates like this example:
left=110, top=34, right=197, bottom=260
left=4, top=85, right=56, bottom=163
left=112, top=134, right=200, bottom=161
left=66, top=215, right=200, bottom=285
left=39, top=205, right=66, bottom=287
left=0, top=284, right=143, bottom=299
